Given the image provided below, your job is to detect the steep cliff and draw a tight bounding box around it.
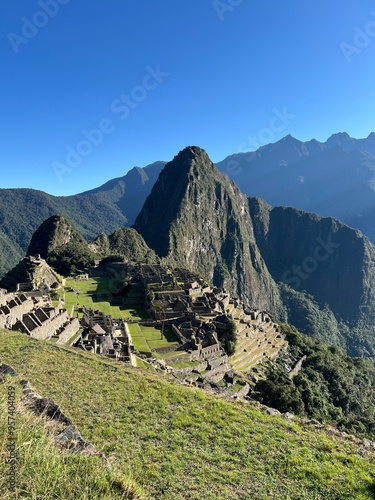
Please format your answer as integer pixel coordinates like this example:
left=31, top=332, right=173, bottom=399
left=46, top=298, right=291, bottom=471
left=134, top=146, right=282, bottom=312
left=249, top=197, right=375, bottom=356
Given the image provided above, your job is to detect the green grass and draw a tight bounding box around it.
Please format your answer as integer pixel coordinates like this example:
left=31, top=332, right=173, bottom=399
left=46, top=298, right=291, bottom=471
left=140, top=325, right=179, bottom=350
left=134, top=358, right=156, bottom=371
left=0, top=377, right=143, bottom=499
left=171, top=360, right=201, bottom=369
left=128, top=324, right=180, bottom=356
left=0, top=330, right=374, bottom=499
left=128, top=324, right=152, bottom=355
left=59, top=277, right=150, bottom=322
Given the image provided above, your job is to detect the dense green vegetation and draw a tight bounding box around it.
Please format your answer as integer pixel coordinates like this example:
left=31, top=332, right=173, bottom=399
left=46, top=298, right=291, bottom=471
left=216, top=318, right=237, bottom=356
left=249, top=196, right=375, bottom=359
left=279, top=284, right=345, bottom=348
left=47, top=242, right=95, bottom=275
left=26, top=214, right=96, bottom=275
left=254, top=323, right=375, bottom=438
left=0, top=331, right=374, bottom=499
left=27, top=216, right=158, bottom=275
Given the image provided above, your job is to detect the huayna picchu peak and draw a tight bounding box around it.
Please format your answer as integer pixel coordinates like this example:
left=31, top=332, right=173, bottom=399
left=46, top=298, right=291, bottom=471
left=133, top=145, right=375, bottom=359
left=134, top=146, right=282, bottom=313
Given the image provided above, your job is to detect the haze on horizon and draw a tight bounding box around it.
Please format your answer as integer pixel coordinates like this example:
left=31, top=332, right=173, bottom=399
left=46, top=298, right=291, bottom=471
left=2, top=0, right=375, bottom=195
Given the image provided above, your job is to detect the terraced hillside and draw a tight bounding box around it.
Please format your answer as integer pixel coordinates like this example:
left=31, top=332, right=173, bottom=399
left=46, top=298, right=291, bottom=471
left=230, top=310, right=287, bottom=372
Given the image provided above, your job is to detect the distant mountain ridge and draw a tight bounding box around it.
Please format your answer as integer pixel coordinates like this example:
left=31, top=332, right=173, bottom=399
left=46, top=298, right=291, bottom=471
left=2, top=131, right=375, bottom=277
left=216, top=132, right=375, bottom=242
left=0, top=161, right=164, bottom=276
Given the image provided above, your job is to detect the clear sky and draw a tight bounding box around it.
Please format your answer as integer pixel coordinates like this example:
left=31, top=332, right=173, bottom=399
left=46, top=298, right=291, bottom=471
left=2, top=0, right=375, bottom=195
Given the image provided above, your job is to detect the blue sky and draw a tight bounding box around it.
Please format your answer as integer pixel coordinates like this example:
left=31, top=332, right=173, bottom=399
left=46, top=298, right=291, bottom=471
left=1, top=0, right=375, bottom=195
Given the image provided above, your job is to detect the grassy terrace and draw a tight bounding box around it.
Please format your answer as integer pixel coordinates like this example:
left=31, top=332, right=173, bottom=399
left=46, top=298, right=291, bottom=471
left=129, top=324, right=180, bottom=357
left=57, top=277, right=149, bottom=321
left=0, top=331, right=374, bottom=499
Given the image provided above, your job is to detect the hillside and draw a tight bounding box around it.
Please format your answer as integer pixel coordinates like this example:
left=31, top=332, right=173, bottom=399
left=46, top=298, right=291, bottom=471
left=24, top=216, right=158, bottom=273
left=253, top=323, right=375, bottom=438
left=1, top=330, right=374, bottom=499
left=91, top=228, right=159, bottom=263
left=0, top=162, right=164, bottom=277
left=249, top=197, right=375, bottom=357
left=216, top=133, right=375, bottom=243
left=26, top=214, right=95, bottom=275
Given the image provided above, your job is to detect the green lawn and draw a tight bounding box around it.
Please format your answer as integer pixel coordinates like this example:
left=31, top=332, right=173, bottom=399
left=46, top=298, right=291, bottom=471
left=1, top=331, right=374, bottom=500
left=128, top=323, right=152, bottom=355
left=129, top=324, right=180, bottom=356
left=58, top=277, right=149, bottom=321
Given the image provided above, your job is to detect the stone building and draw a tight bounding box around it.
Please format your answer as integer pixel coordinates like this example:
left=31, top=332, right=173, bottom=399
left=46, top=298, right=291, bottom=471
left=78, top=307, right=135, bottom=365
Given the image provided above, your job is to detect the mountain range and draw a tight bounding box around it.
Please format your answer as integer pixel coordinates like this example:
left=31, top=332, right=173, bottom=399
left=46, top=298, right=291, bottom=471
left=5, top=145, right=375, bottom=361
left=217, top=132, right=375, bottom=242
left=0, top=161, right=163, bottom=276
left=2, top=132, right=375, bottom=280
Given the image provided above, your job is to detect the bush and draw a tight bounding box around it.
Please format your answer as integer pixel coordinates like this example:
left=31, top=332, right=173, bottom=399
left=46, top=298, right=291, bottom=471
left=217, top=319, right=237, bottom=356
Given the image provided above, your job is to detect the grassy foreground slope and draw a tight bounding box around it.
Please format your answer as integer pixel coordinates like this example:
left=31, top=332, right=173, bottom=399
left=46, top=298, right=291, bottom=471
left=0, top=392, right=143, bottom=500
left=0, top=331, right=374, bottom=500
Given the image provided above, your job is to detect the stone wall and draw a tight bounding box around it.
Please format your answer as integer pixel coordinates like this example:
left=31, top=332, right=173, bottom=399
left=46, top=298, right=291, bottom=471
left=207, top=355, right=228, bottom=369
left=20, top=310, right=71, bottom=340
left=173, top=360, right=208, bottom=376
left=0, top=295, right=35, bottom=328
left=171, top=324, right=188, bottom=343
left=202, top=362, right=231, bottom=383
left=191, top=343, right=222, bottom=361
left=55, top=318, right=80, bottom=345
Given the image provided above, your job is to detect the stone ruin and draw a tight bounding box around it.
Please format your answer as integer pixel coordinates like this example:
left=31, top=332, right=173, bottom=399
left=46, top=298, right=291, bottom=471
left=171, top=318, right=222, bottom=360
left=76, top=307, right=135, bottom=365
left=0, top=290, right=79, bottom=344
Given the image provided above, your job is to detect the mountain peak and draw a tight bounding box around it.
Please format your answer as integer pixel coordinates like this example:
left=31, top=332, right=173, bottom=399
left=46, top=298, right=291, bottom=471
left=171, top=146, right=213, bottom=172
left=282, top=134, right=298, bottom=142
left=134, top=146, right=280, bottom=310
left=326, top=132, right=352, bottom=145
left=27, top=214, right=85, bottom=259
